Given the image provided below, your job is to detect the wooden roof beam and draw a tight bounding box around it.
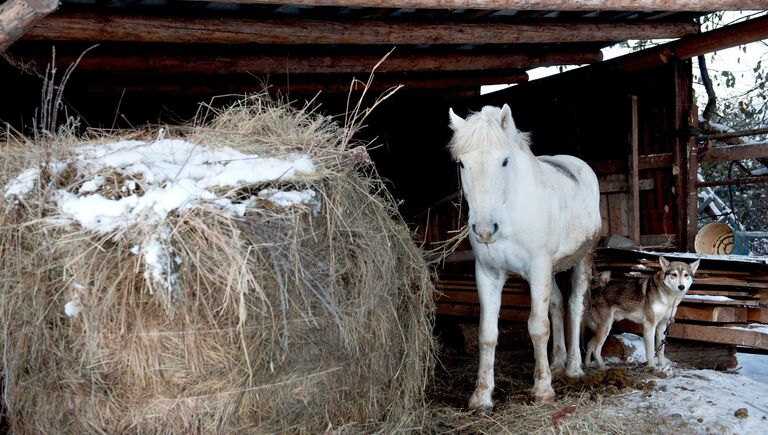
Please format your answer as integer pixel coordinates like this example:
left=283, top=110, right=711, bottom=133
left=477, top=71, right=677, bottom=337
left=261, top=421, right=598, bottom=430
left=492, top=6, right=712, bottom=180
left=75, top=70, right=529, bottom=95
left=37, top=50, right=601, bottom=74
left=602, top=13, right=768, bottom=74
left=22, top=12, right=699, bottom=45
left=179, top=0, right=768, bottom=13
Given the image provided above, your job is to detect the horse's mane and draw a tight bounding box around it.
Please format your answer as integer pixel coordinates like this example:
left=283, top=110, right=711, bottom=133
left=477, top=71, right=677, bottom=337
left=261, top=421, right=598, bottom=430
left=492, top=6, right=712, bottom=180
left=448, top=106, right=532, bottom=159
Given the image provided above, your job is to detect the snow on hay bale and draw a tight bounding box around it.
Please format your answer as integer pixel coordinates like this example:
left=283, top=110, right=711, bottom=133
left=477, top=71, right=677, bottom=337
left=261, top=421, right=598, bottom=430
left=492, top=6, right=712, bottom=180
left=0, top=96, right=435, bottom=433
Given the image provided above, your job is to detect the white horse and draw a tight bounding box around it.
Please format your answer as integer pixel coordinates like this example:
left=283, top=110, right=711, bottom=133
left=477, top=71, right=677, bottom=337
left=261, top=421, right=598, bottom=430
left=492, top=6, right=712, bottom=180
left=448, top=104, right=602, bottom=408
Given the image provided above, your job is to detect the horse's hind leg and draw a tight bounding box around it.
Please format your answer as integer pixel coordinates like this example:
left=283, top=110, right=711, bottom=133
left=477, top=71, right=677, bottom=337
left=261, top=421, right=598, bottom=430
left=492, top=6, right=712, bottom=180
left=566, top=254, right=592, bottom=378
left=549, top=277, right=566, bottom=375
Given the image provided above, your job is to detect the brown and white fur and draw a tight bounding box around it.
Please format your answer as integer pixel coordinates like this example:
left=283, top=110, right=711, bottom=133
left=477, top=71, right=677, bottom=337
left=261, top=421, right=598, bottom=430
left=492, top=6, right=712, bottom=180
left=585, top=257, right=700, bottom=369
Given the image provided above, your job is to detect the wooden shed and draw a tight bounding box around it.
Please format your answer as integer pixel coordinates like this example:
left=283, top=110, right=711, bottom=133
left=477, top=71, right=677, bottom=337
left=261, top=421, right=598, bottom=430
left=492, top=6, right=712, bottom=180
left=2, top=0, right=768, bottom=357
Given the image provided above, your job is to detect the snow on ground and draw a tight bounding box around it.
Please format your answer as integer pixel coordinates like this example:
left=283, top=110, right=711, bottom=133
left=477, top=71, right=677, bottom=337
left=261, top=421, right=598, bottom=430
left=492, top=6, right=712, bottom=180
left=607, top=367, right=768, bottom=434
left=602, top=333, right=768, bottom=434
left=737, top=352, right=768, bottom=386
left=3, top=138, right=318, bottom=302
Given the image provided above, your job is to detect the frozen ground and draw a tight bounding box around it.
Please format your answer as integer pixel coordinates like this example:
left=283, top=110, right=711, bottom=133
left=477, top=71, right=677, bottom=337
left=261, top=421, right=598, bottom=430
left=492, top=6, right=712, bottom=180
left=736, top=352, right=768, bottom=386
left=602, top=335, right=768, bottom=434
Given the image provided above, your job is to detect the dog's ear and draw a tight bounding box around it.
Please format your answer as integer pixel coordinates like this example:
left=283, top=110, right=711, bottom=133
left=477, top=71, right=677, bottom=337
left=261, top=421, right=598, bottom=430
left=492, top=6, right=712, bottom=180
left=659, top=256, right=670, bottom=272
left=689, top=259, right=701, bottom=275
left=595, top=271, right=611, bottom=287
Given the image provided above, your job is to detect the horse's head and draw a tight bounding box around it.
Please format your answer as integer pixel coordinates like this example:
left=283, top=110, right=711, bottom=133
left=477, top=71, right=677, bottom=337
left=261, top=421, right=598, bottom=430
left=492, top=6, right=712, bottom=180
left=448, top=104, right=531, bottom=245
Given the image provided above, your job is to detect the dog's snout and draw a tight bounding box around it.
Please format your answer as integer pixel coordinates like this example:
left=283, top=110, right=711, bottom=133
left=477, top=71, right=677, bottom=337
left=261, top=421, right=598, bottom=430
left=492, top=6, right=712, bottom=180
left=678, top=285, right=685, bottom=291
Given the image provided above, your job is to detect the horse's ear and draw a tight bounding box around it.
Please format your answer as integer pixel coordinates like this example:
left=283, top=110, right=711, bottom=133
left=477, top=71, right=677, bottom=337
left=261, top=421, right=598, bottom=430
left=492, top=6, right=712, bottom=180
left=449, top=108, right=466, bottom=131
left=499, top=104, right=515, bottom=132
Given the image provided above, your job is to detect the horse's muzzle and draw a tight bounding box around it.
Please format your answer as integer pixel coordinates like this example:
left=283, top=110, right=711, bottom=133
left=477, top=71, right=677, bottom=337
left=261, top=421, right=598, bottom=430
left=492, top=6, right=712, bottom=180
left=472, top=223, right=498, bottom=244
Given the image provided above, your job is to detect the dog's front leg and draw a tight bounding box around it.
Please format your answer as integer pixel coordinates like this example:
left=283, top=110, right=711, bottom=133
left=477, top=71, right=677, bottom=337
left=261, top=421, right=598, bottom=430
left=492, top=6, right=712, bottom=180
left=643, top=321, right=657, bottom=368
left=655, top=319, right=669, bottom=368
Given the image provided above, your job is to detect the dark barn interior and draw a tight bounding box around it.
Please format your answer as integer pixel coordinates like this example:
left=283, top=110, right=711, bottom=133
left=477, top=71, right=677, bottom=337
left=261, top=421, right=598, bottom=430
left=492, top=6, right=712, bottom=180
left=3, top=0, right=768, bottom=370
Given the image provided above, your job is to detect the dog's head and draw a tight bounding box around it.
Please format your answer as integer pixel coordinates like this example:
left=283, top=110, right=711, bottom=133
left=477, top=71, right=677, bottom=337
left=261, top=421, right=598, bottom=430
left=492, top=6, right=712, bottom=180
left=659, top=256, right=700, bottom=293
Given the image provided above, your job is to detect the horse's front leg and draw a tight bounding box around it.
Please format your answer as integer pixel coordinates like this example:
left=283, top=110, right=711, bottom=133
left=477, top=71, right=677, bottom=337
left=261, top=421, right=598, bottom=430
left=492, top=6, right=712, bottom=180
left=566, top=254, right=592, bottom=378
left=528, top=262, right=556, bottom=404
left=468, top=263, right=505, bottom=411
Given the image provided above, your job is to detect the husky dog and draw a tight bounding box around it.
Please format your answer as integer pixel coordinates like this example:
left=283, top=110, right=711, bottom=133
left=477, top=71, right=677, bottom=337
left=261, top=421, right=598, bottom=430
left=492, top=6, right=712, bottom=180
left=585, top=257, right=700, bottom=369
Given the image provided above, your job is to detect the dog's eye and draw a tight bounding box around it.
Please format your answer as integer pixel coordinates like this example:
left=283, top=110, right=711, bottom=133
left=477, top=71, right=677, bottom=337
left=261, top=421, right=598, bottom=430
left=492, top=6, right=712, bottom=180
left=502, top=157, right=509, bottom=167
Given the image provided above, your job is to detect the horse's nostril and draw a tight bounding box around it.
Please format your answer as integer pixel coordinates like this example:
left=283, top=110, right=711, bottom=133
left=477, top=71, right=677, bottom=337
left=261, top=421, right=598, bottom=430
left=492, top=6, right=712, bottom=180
left=678, top=285, right=685, bottom=290
left=493, top=223, right=499, bottom=233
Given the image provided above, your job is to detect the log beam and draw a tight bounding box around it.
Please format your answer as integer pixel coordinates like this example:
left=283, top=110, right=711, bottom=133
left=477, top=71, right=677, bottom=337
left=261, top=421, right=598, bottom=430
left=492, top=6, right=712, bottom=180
left=699, top=142, right=768, bottom=163
left=0, top=0, right=58, bottom=52
left=35, top=50, right=601, bottom=74
left=73, top=70, right=530, bottom=94
left=179, top=0, right=768, bottom=13
left=22, top=12, right=699, bottom=45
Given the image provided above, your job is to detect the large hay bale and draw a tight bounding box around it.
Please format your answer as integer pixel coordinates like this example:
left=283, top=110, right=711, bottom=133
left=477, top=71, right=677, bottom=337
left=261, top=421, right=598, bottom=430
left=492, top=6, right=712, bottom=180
left=0, top=96, right=435, bottom=433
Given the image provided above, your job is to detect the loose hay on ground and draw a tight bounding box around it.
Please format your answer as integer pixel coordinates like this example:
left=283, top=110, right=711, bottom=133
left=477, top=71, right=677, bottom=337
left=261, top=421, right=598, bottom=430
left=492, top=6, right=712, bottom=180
left=0, top=95, right=435, bottom=434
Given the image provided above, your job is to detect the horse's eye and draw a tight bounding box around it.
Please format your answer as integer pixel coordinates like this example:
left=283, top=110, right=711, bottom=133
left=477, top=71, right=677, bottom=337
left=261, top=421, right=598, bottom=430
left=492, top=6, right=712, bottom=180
left=458, top=161, right=464, bottom=169
left=502, top=158, right=509, bottom=167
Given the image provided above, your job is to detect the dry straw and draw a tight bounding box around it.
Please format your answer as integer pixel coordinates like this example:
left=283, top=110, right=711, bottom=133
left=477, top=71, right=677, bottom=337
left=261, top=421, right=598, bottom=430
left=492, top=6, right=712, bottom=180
left=0, top=93, right=435, bottom=433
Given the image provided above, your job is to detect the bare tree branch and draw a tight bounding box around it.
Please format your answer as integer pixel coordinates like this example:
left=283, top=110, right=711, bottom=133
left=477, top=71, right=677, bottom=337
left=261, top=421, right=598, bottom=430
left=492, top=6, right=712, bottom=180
left=698, top=54, right=718, bottom=122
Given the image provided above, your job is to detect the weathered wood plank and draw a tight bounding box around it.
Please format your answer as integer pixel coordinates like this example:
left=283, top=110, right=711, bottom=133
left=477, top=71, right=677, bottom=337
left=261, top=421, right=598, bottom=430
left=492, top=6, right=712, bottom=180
left=439, top=291, right=531, bottom=307
left=36, top=50, right=602, bottom=75
left=682, top=296, right=759, bottom=307
left=668, top=323, right=768, bottom=350
left=700, top=142, right=768, bottom=163
left=599, top=178, right=654, bottom=193
left=675, top=305, right=747, bottom=323
left=177, top=0, right=768, bottom=13
left=747, top=308, right=768, bottom=324
left=436, top=303, right=529, bottom=322
left=23, top=12, right=697, bottom=45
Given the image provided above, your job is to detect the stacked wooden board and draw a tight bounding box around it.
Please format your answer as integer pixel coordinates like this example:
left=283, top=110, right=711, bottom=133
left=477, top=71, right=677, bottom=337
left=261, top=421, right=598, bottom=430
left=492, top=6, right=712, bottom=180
left=435, top=247, right=768, bottom=350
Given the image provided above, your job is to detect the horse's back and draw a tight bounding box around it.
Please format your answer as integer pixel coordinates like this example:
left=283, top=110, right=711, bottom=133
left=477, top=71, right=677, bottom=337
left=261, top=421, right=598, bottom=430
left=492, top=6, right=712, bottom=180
left=536, top=154, right=601, bottom=269
left=537, top=154, right=600, bottom=207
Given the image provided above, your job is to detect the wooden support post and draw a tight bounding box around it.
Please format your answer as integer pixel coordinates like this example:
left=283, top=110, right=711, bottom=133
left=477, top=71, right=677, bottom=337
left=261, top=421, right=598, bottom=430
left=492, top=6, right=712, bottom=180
left=628, top=95, right=640, bottom=243
left=686, top=105, right=699, bottom=251
left=0, top=0, right=58, bottom=52
left=672, top=58, right=693, bottom=251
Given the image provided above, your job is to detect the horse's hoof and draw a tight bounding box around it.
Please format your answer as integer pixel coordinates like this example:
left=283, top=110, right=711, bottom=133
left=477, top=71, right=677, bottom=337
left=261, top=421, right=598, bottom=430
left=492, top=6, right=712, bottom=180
left=532, top=386, right=556, bottom=405
left=550, top=363, right=566, bottom=378
left=565, top=367, right=585, bottom=379
left=468, top=392, right=493, bottom=412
